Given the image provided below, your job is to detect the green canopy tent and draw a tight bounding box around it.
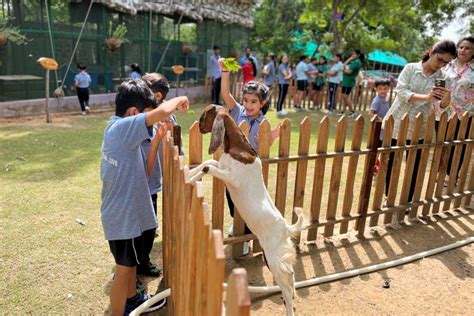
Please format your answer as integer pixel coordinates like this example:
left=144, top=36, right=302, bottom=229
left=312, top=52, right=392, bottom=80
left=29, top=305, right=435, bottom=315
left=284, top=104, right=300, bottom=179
left=367, top=49, right=408, bottom=75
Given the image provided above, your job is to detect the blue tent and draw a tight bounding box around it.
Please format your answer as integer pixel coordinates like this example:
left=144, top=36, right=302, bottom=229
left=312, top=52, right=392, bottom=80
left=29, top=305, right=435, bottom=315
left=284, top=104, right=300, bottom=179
left=368, top=50, right=408, bottom=66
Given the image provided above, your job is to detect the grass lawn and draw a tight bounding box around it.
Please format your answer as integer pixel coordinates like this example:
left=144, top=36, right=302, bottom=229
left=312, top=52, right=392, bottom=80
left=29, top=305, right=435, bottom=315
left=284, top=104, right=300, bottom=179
left=0, top=105, right=373, bottom=313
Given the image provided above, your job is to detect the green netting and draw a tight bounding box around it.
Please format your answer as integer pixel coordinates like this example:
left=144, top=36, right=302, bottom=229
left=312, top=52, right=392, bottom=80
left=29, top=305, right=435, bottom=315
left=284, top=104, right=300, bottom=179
left=0, top=1, right=248, bottom=102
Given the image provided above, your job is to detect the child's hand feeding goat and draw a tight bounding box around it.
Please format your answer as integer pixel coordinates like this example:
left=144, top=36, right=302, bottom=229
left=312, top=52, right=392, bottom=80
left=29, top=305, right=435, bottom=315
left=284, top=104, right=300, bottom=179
left=187, top=104, right=306, bottom=316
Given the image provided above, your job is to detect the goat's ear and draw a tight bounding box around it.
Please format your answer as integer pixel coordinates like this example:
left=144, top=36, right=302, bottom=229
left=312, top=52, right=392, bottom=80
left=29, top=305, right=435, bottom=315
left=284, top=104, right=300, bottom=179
left=208, top=115, right=225, bottom=154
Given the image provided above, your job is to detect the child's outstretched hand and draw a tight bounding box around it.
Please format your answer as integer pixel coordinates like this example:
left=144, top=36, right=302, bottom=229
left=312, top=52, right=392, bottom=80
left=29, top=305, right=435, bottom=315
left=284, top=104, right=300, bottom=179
left=175, top=96, right=190, bottom=112
left=270, top=123, right=281, bottom=145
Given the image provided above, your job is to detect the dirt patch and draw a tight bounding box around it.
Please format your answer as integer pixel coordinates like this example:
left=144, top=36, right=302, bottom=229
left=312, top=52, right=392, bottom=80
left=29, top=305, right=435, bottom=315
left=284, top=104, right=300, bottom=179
left=221, top=211, right=473, bottom=315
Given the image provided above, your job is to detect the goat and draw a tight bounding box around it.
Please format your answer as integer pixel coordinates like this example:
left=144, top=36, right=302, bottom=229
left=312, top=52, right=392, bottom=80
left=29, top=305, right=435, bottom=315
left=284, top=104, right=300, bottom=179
left=187, top=104, right=305, bottom=316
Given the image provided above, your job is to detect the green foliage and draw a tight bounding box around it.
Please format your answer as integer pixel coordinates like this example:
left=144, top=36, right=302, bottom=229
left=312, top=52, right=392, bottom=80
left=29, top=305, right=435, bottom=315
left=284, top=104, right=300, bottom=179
left=0, top=22, right=30, bottom=45
left=222, top=58, right=241, bottom=72
left=108, top=21, right=128, bottom=41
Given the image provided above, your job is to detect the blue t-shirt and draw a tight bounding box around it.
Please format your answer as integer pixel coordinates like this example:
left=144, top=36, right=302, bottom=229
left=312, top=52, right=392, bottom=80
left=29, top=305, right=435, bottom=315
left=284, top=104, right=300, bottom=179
left=278, top=64, right=290, bottom=84
left=295, top=61, right=308, bottom=80
left=100, top=113, right=156, bottom=241
left=264, top=61, right=276, bottom=86
left=74, top=71, right=91, bottom=88
left=229, top=103, right=264, bottom=152
left=131, top=71, right=141, bottom=80
left=328, top=61, right=343, bottom=84
left=208, top=54, right=221, bottom=79
left=371, top=95, right=390, bottom=140
left=141, top=115, right=182, bottom=195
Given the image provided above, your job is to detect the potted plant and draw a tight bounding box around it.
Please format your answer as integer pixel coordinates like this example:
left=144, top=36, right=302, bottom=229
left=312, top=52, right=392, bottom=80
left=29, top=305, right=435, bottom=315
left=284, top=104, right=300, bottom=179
left=0, top=22, right=29, bottom=46
left=105, top=21, right=128, bottom=52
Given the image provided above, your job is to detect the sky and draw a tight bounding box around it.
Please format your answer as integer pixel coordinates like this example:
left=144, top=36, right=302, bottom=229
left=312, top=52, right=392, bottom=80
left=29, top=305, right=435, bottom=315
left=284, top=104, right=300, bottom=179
left=438, top=8, right=470, bottom=42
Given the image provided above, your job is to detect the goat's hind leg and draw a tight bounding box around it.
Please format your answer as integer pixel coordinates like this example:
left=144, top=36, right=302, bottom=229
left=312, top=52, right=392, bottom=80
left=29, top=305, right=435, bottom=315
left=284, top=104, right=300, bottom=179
left=266, top=257, right=296, bottom=316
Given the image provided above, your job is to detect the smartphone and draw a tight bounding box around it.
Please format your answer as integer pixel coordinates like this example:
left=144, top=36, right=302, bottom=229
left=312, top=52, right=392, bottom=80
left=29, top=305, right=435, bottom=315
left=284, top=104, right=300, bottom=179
left=434, top=79, right=446, bottom=88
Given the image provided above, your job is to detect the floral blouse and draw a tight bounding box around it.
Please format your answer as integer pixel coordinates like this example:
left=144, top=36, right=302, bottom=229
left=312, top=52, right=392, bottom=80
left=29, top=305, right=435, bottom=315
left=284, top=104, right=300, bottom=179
left=384, top=62, right=449, bottom=140
left=444, top=59, right=474, bottom=117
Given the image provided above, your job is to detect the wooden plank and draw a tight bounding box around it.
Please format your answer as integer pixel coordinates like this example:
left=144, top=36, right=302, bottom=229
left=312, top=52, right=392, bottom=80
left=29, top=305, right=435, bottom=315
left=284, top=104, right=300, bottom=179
left=356, top=119, right=381, bottom=237
left=232, top=121, right=250, bottom=258
left=432, top=115, right=458, bottom=213
left=197, top=203, right=211, bottom=316
left=161, top=132, right=172, bottom=288
left=274, top=119, right=291, bottom=216
left=225, top=268, right=251, bottom=316
left=207, top=230, right=225, bottom=316
left=422, top=113, right=448, bottom=216
left=307, top=116, right=330, bottom=241
left=292, top=117, right=312, bottom=243
left=383, top=114, right=409, bottom=224
left=397, top=113, right=424, bottom=221
left=254, top=119, right=271, bottom=253
left=454, top=116, right=474, bottom=208
left=324, top=116, right=348, bottom=237
left=340, top=115, right=364, bottom=233
left=212, top=147, right=225, bottom=231
left=409, top=113, right=435, bottom=218
left=463, top=154, right=474, bottom=207
left=188, top=121, right=203, bottom=166
left=370, top=116, right=394, bottom=226
left=443, top=113, right=469, bottom=211
left=174, top=153, right=186, bottom=316
left=170, top=146, right=179, bottom=315
left=189, top=182, right=204, bottom=316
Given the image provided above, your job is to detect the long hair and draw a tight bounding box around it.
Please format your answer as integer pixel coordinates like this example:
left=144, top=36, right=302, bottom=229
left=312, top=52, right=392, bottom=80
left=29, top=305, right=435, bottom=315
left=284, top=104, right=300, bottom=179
left=421, top=40, right=457, bottom=62
left=354, top=49, right=365, bottom=64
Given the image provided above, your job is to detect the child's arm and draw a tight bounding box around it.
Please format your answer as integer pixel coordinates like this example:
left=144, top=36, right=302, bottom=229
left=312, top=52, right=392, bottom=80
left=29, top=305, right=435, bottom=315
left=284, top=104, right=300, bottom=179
left=145, top=96, right=189, bottom=127
left=368, top=110, right=376, bottom=118
left=146, top=124, right=168, bottom=177
left=218, top=58, right=238, bottom=110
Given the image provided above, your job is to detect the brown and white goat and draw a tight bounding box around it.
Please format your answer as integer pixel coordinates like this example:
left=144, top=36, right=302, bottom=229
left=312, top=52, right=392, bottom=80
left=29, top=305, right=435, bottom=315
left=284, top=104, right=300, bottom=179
left=187, top=104, right=305, bottom=316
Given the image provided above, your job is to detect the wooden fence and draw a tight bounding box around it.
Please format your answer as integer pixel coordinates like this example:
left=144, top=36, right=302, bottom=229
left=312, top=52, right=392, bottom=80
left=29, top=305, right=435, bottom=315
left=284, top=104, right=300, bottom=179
left=183, top=112, right=473, bottom=258
left=161, top=129, right=251, bottom=315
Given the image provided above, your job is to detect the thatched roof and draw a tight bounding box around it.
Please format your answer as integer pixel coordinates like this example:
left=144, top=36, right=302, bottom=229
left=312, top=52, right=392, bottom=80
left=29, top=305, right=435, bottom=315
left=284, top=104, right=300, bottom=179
left=96, top=0, right=255, bottom=28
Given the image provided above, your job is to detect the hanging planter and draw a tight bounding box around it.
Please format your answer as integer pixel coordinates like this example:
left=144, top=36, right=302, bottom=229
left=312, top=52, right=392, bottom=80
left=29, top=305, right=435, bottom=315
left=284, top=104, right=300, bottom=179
left=182, top=43, right=197, bottom=56
left=0, top=22, right=29, bottom=47
left=106, top=22, right=128, bottom=53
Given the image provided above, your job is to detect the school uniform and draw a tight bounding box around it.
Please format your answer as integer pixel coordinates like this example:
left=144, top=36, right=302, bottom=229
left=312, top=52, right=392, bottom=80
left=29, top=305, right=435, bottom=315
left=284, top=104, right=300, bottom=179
left=74, top=71, right=91, bottom=112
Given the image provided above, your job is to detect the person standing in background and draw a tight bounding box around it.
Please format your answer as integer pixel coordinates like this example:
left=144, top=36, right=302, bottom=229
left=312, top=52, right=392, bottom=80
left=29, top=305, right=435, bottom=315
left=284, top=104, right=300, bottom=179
left=239, top=47, right=259, bottom=73
left=130, top=64, right=142, bottom=80
left=294, top=55, right=310, bottom=111
left=326, top=54, right=343, bottom=114
left=339, top=49, right=364, bottom=118
left=276, top=54, right=292, bottom=116
left=74, top=63, right=92, bottom=115
left=208, top=45, right=222, bottom=104
left=262, top=53, right=276, bottom=113
left=313, top=56, right=329, bottom=110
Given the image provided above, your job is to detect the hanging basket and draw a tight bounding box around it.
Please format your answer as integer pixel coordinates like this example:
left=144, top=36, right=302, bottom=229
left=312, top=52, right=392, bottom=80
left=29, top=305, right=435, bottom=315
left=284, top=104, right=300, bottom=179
left=0, top=35, right=8, bottom=46
left=105, top=38, right=123, bottom=52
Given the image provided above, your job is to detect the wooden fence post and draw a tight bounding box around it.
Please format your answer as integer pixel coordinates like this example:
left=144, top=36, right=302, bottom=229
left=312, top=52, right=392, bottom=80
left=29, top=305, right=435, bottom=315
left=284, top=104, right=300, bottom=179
left=225, top=268, right=251, bottom=316
left=356, top=118, right=381, bottom=237
left=275, top=119, right=291, bottom=216
left=455, top=116, right=474, bottom=208
left=307, top=116, right=330, bottom=241
left=324, top=116, right=348, bottom=237
left=292, top=117, right=312, bottom=243
left=189, top=121, right=203, bottom=166
left=340, top=115, right=364, bottom=234
left=207, top=230, right=225, bottom=316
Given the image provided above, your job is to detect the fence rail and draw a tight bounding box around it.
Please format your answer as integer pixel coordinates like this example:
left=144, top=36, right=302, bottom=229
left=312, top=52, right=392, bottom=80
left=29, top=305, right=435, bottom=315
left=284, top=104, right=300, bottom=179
left=161, top=129, right=250, bottom=315
left=184, top=112, right=473, bottom=258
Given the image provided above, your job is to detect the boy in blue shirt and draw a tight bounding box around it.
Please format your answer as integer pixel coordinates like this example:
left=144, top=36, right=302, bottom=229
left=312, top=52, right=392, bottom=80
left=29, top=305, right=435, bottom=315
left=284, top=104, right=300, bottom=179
left=368, top=78, right=390, bottom=173
left=74, top=63, right=92, bottom=115
left=101, top=79, right=188, bottom=315
left=137, top=72, right=182, bottom=278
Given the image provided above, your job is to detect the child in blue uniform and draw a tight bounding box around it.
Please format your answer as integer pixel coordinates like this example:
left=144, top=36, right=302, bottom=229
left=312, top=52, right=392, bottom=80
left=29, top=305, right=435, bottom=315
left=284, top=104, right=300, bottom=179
left=74, top=63, right=91, bottom=115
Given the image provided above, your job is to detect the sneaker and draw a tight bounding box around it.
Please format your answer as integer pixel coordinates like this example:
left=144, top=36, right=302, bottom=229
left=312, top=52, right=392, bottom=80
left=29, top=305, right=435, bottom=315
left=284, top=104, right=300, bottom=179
left=327, top=110, right=334, bottom=115
left=242, top=241, right=250, bottom=256
left=227, top=225, right=234, bottom=237
left=337, top=111, right=344, bottom=116
left=124, top=293, right=166, bottom=315
left=136, top=278, right=145, bottom=294
left=85, top=106, right=90, bottom=114
left=137, top=262, right=162, bottom=277
left=81, top=111, right=86, bottom=115
left=279, top=109, right=288, bottom=116
left=348, top=111, right=356, bottom=118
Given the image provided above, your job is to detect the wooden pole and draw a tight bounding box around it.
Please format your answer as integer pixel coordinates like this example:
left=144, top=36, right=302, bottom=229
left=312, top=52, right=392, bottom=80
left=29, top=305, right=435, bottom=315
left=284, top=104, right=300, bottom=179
left=45, top=69, right=51, bottom=123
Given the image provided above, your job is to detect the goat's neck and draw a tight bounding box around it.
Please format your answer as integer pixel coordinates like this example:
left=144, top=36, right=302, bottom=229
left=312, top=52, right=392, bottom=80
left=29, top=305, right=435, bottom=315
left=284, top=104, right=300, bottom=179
left=223, top=121, right=257, bottom=164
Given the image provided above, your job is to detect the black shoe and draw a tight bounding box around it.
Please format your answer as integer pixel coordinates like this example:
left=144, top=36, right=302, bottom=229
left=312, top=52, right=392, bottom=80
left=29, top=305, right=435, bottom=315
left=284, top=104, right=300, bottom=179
left=137, top=262, right=162, bottom=277
left=124, top=293, right=166, bottom=315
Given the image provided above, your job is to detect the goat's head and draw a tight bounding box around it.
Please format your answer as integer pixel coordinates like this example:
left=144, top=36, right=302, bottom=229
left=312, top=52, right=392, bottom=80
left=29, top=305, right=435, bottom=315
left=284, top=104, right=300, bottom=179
left=199, top=104, right=227, bottom=155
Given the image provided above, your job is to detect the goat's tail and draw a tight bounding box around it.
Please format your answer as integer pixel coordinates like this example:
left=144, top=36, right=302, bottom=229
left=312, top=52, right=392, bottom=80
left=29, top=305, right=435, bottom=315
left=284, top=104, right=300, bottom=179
left=287, top=207, right=306, bottom=236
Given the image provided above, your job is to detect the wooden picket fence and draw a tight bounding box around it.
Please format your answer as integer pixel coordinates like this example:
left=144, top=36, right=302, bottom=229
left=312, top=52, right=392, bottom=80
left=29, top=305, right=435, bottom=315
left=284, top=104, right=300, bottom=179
left=183, top=112, right=473, bottom=258
left=161, top=128, right=251, bottom=316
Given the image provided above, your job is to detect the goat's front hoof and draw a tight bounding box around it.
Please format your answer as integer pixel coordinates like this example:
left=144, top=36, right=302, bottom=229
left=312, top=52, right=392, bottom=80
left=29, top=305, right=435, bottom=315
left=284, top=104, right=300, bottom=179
left=203, top=166, right=209, bottom=173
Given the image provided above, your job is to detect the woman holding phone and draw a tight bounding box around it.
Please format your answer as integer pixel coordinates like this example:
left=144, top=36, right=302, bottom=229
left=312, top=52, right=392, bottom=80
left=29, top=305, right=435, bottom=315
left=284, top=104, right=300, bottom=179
left=384, top=40, right=456, bottom=203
